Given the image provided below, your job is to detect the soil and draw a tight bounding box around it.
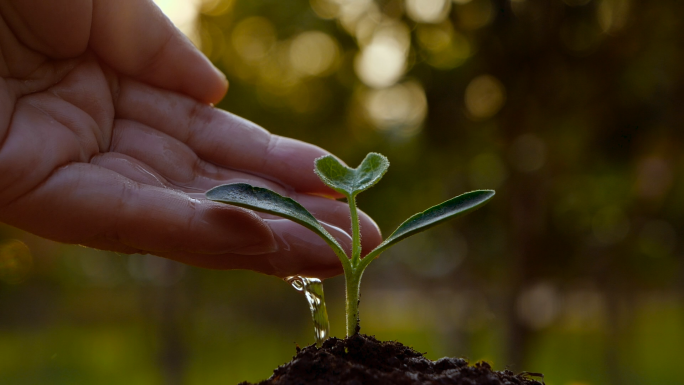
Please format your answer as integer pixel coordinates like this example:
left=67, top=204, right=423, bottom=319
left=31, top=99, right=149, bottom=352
left=239, top=332, right=543, bottom=385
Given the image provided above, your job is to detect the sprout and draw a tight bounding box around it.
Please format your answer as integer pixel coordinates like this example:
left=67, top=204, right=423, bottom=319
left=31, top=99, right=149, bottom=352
left=206, top=153, right=494, bottom=337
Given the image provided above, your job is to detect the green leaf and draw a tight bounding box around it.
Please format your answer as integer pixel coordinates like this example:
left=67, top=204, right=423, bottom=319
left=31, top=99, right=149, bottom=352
left=361, top=190, right=495, bottom=267
left=206, top=183, right=349, bottom=265
left=314, top=153, right=389, bottom=198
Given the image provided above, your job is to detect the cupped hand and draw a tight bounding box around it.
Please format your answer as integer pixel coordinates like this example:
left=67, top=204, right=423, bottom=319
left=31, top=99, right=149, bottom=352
left=0, top=0, right=382, bottom=279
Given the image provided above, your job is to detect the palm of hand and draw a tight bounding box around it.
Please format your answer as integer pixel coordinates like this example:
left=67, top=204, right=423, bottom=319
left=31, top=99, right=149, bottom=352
left=0, top=0, right=380, bottom=278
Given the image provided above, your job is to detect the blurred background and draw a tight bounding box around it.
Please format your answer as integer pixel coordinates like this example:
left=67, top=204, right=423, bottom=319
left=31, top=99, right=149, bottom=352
left=1, top=0, right=683, bottom=384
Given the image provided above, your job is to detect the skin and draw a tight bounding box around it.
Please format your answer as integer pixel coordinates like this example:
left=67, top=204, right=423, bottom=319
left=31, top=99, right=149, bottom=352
left=0, top=0, right=382, bottom=279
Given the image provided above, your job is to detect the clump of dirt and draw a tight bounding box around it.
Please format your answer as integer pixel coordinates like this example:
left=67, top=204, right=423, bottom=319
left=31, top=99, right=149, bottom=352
left=240, top=333, right=543, bottom=385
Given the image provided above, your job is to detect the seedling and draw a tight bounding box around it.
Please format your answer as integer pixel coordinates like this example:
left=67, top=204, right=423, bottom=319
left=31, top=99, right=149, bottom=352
left=206, top=153, right=494, bottom=337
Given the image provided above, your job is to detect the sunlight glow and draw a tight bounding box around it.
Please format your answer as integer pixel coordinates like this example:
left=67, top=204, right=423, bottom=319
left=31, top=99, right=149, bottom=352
left=406, top=0, right=452, bottom=24
left=355, top=40, right=406, bottom=88
left=289, top=31, right=340, bottom=77
left=154, top=0, right=201, bottom=45
left=364, top=81, right=427, bottom=136
left=355, top=23, right=411, bottom=88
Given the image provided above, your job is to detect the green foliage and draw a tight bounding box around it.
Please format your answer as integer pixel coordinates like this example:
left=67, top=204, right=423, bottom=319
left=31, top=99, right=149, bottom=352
left=314, top=153, right=389, bottom=198
left=205, top=183, right=349, bottom=269
left=360, top=190, right=495, bottom=269
left=207, top=153, right=494, bottom=336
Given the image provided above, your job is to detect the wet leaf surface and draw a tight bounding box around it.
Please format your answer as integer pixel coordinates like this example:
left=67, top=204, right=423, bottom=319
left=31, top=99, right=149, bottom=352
left=206, top=183, right=346, bottom=257
left=366, top=190, right=495, bottom=260
left=314, top=153, right=389, bottom=198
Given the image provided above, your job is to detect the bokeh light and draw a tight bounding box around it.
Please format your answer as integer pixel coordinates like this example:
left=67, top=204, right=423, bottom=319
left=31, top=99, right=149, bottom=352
left=200, top=0, right=236, bottom=16
left=0, top=239, right=32, bottom=284
left=464, top=74, right=506, bottom=120
left=231, top=17, right=277, bottom=63
left=355, top=22, right=411, bottom=88
left=516, top=282, right=561, bottom=330
left=363, top=80, right=427, bottom=136
left=289, top=31, right=340, bottom=77
left=406, top=0, right=451, bottom=24
left=309, top=0, right=340, bottom=19
left=4, top=1, right=684, bottom=384
left=153, top=0, right=201, bottom=44
left=336, top=0, right=377, bottom=34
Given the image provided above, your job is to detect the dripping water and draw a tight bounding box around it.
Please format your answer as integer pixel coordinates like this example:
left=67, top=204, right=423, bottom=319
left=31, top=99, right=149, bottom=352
left=285, top=276, right=330, bottom=347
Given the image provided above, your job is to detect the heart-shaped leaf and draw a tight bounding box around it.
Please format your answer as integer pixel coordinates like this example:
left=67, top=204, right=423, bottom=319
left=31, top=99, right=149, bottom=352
left=314, top=153, right=389, bottom=198
left=360, top=190, right=495, bottom=268
left=206, top=183, right=349, bottom=266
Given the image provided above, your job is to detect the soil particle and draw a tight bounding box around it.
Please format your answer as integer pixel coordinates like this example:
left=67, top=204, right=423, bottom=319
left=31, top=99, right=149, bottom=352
left=239, top=333, right=542, bottom=385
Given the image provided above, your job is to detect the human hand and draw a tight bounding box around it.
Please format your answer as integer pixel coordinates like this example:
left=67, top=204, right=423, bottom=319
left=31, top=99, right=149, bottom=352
left=0, top=0, right=382, bottom=279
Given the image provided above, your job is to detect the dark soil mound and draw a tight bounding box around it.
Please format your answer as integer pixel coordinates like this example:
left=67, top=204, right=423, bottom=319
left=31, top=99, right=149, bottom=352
left=240, top=333, right=543, bottom=385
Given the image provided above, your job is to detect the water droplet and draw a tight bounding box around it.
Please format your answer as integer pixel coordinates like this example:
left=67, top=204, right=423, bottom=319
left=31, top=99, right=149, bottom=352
left=285, top=275, right=330, bottom=347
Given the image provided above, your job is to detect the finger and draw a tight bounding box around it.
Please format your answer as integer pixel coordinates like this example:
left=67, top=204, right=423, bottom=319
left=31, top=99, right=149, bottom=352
left=106, top=118, right=382, bottom=252
left=90, top=0, right=227, bottom=103
left=157, top=219, right=351, bottom=279
left=105, top=118, right=382, bottom=253
left=115, top=79, right=342, bottom=197
left=1, top=0, right=91, bottom=58
left=0, top=163, right=277, bottom=256
left=108, top=119, right=289, bottom=194
left=90, top=152, right=170, bottom=188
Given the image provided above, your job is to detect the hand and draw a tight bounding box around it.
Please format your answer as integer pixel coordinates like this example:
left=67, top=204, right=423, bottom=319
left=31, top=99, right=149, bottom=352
left=0, top=0, right=382, bottom=279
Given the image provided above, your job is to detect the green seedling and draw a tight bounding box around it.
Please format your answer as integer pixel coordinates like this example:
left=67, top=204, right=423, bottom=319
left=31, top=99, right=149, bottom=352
left=206, top=153, right=494, bottom=337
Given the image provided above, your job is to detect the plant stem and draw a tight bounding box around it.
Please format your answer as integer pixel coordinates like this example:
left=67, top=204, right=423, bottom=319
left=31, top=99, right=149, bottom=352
left=348, top=195, right=361, bottom=266
left=344, top=268, right=362, bottom=336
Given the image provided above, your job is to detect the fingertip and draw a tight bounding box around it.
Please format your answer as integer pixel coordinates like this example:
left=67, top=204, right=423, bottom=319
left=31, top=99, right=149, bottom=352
left=91, top=0, right=228, bottom=104
left=263, top=137, right=344, bottom=197
left=264, top=219, right=349, bottom=278
left=171, top=39, right=228, bottom=104
left=193, top=60, right=229, bottom=104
